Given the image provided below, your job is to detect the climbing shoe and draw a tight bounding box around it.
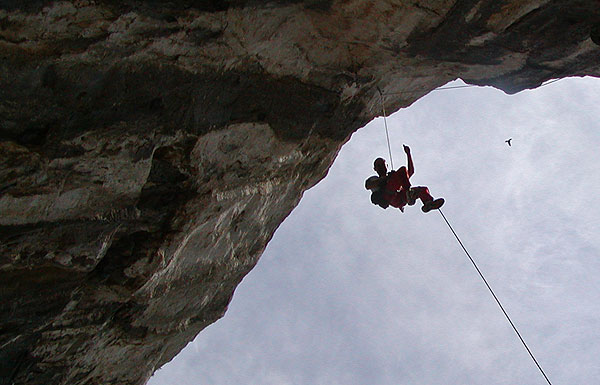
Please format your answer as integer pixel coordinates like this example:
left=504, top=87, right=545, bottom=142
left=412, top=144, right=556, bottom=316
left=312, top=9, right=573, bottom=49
left=422, top=198, right=445, bottom=213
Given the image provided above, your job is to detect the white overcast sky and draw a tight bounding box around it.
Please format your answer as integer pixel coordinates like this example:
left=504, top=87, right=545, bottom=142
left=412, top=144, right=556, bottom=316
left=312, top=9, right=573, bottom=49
left=149, top=77, right=600, bottom=385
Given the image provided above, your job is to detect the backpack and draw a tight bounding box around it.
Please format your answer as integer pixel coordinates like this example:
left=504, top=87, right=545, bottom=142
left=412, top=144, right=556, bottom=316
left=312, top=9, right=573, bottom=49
left=371, top=190, right=389, bottom=209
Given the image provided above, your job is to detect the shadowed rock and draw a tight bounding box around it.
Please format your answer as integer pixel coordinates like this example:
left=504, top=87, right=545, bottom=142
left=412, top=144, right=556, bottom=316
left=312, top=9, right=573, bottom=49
left=1, top=1, right=599, bottom=384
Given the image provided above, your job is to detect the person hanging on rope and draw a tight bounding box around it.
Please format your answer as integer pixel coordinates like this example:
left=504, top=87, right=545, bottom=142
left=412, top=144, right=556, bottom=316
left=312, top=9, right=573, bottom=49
left=364, top=145, right=444, bottom=213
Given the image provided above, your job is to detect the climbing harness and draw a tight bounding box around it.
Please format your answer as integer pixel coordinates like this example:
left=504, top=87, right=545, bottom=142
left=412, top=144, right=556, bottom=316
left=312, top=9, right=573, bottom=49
left=376, top=85, right=554, bottom=385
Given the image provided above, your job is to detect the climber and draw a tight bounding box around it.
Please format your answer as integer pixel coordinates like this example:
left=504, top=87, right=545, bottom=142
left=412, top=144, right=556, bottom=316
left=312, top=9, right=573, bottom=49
left=365, top=145, right=444, bottom=213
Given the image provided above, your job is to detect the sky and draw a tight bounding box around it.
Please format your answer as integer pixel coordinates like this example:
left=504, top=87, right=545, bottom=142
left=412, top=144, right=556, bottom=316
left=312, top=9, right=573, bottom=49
left=149, top=77, right=600, bottom=385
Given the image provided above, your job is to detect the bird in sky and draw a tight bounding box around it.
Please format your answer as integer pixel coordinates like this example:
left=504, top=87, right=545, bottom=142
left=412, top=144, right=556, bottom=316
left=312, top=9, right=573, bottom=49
left=505, top=138, right=512, bottom=146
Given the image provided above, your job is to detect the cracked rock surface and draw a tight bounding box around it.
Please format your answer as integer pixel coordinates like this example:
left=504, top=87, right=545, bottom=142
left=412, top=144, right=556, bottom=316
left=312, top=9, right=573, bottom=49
left=1, top=1, right=599, bottom=384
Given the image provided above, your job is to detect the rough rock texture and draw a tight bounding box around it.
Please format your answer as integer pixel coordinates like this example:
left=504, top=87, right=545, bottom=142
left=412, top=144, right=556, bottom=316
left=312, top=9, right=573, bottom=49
left=1, top=1, right=599, bottom=384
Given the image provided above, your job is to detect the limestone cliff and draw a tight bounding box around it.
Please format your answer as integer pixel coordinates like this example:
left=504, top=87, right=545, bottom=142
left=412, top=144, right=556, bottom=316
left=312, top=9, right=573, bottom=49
left=1, top=1, right=599, bottom=384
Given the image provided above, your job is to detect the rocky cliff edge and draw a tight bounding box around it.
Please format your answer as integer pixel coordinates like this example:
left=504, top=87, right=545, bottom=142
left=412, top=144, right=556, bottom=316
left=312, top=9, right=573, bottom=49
left=1, top=1, right=599, bottom=384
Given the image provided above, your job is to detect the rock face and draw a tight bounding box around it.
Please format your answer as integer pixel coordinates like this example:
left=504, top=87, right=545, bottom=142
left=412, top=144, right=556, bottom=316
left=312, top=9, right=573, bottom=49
left=1, top=1, right=599, bottom=384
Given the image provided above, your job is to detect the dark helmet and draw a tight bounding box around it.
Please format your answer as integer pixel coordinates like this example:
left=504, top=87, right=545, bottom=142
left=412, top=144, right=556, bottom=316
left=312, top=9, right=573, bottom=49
left=373, top=158, right=386, bottom=169
left=365, top=176, right=380, bottom=190
left=373, top=157, right=387, bottom=177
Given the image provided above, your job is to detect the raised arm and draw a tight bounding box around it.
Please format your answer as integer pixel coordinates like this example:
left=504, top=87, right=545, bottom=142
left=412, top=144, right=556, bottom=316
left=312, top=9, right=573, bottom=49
left=404, top=145, right=414, bottom=177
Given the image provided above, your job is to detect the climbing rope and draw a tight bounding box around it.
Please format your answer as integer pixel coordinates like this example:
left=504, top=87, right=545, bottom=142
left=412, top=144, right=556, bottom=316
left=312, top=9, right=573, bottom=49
left=376, top=84, right=476, bottom=167
left=438, top=208, right=553, bottom=385
left=382, top=77, right=560, bottom=96
left=377, top=87, right=395, bottom=169
left=375, top=84, right=554, bottom=384
left=538, top=78, right=562, bottom=88
left=382, top=84, right=475, bottom=95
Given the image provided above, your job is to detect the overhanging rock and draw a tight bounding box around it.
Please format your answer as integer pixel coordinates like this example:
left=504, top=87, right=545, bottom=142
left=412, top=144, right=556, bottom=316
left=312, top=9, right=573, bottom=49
left=1, top=1, right=599, bottom=384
